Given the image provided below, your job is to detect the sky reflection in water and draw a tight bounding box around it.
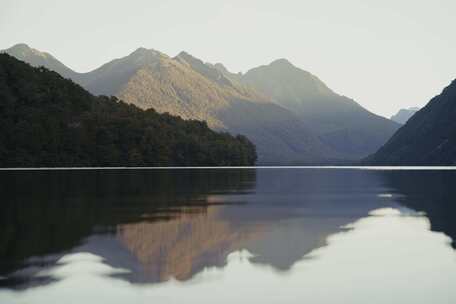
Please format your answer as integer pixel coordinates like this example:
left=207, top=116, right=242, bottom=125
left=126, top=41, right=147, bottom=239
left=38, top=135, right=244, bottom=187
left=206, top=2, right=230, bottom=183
left=0, top=168, right=455, bottom=303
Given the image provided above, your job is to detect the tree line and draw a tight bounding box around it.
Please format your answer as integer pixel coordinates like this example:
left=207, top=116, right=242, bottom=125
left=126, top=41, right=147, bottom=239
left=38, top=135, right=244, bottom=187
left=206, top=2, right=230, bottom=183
left=0, top=54, right=257, bottom=167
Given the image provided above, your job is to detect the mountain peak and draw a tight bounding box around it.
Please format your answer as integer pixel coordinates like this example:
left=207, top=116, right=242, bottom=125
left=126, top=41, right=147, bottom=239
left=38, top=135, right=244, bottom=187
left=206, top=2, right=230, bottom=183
left=2, top=43, right=79, bottom=80
left=4, top=43, right=48, bottom=58
left=174, top=51, right=233, bottom=85
left=214, top=62, right=227, bottom=69
left=390, top=107, right=420, bottom=124
left=8, top=43, right=31, bottom=51
left=132, top=46, right=148, bottom=53
left=176, top=50, right=192, bottom=58
left=129, top=47, right=164, bottom=58
left=243, top=58, right=334, bottom=99
left=270, top=58, right=293, bottom=67
left=175, top=51, right=204, bottom=66
left=213, top=63, right=230, bottom=74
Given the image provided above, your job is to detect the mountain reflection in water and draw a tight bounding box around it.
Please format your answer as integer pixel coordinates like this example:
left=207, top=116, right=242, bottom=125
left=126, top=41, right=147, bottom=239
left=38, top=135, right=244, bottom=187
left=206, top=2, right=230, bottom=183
left=0, top=168, right=456, bottom=303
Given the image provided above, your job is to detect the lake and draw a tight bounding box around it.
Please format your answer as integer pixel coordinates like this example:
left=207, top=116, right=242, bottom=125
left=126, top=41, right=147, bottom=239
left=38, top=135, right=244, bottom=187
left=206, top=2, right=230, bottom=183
left=0, top=168, right=455, bottom=303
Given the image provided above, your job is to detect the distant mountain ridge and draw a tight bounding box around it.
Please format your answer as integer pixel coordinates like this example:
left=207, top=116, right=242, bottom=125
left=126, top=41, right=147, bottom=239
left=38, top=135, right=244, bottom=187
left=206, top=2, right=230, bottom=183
left=3, top=43, right=400, bottom=164
left=235, top=58, right=400, bottom=159
left=390, top=107, right=419, bottom=124
left=368, top=80, right=456, bottom=165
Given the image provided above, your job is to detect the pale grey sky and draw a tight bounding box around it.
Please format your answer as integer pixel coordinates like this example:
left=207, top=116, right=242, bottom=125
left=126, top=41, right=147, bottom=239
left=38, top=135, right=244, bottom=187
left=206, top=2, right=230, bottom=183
left=1, top=0, right=455, bottom=117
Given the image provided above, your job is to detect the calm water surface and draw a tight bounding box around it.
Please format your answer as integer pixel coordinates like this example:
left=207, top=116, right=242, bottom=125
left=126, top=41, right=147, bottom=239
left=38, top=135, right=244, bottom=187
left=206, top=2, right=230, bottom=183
left=0, top=168, right=455, bottom=303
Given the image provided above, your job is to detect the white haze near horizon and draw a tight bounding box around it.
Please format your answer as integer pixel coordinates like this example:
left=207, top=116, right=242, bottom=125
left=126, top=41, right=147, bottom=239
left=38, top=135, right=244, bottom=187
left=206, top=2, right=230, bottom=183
left=1, top=0, right=455, bottom=118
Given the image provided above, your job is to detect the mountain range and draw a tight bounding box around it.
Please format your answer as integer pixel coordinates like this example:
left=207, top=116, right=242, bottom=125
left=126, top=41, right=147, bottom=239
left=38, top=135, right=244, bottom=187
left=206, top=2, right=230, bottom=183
left=237, top=59, right=400, bottom=158
left=3, top=43, right=400, bottom=164
left=390, top=107, right=419, bottom=124
left=368, top=80, right=456, bottom=165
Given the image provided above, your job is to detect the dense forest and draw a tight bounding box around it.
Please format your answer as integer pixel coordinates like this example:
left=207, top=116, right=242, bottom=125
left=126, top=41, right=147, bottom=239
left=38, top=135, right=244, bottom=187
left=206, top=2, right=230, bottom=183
left=0, top=54, right=257, bottom=167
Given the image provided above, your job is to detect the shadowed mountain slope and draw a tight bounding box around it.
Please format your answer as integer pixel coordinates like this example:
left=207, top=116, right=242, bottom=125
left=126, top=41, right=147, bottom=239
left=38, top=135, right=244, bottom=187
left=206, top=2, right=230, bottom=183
left=368, top=80, right=456, bottom=165
left=239, top=59, right=400, bottom=159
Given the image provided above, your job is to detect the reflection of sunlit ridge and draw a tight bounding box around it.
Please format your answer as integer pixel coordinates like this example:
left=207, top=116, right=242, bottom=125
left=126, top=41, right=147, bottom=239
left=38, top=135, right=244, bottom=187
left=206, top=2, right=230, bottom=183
left=115, top=205, right=264, bottom=283
left=206, top=194, right=249, bottom=204
left=3, top=169, right=456, bottom=303
left=2, top=208, right=456, bottom=304
left=1, top=168, right=402, bottom=290
left=113, top=194, right=389, bottom=284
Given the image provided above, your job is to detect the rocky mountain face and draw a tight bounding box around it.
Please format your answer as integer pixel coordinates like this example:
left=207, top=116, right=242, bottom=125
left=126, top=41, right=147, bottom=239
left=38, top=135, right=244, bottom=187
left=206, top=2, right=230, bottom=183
left=238, top=59, right=401, bottom=159
left=368, top=80, right=456, bottom=165
left=390, top=107, right=419, bottom=124
left=112, top=49, right=339, bottom=163
left=3, top=43, right=400, bottom=164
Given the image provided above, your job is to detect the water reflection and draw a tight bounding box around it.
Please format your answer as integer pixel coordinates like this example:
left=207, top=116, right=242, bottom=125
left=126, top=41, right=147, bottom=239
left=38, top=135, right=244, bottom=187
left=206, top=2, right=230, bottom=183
left=380, top=170, right=456, bottom=248
left=2, top=207, right=455, bottom=304
left=1, top=168, right=456, bottom=303
left=0, top=169, right=256, bottom=286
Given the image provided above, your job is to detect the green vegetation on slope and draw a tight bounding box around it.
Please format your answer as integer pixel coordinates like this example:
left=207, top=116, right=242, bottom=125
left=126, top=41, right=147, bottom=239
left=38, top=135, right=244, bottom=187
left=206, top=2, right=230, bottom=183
left=0, top=54, right=257, bottom=167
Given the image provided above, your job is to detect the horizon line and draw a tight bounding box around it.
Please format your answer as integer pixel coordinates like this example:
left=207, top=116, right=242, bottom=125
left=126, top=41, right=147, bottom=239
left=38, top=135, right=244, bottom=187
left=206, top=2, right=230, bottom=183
left=1, top=166, right=456, bottom=171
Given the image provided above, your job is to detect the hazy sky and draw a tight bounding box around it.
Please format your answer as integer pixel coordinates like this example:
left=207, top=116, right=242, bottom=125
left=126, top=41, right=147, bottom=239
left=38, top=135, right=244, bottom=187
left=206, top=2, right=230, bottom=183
left=1, top=0, right=455, bottom=117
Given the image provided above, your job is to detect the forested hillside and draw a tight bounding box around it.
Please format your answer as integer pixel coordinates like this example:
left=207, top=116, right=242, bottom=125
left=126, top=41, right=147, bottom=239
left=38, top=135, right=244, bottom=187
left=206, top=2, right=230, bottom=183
left=0, top=54, right=256, bottom=167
